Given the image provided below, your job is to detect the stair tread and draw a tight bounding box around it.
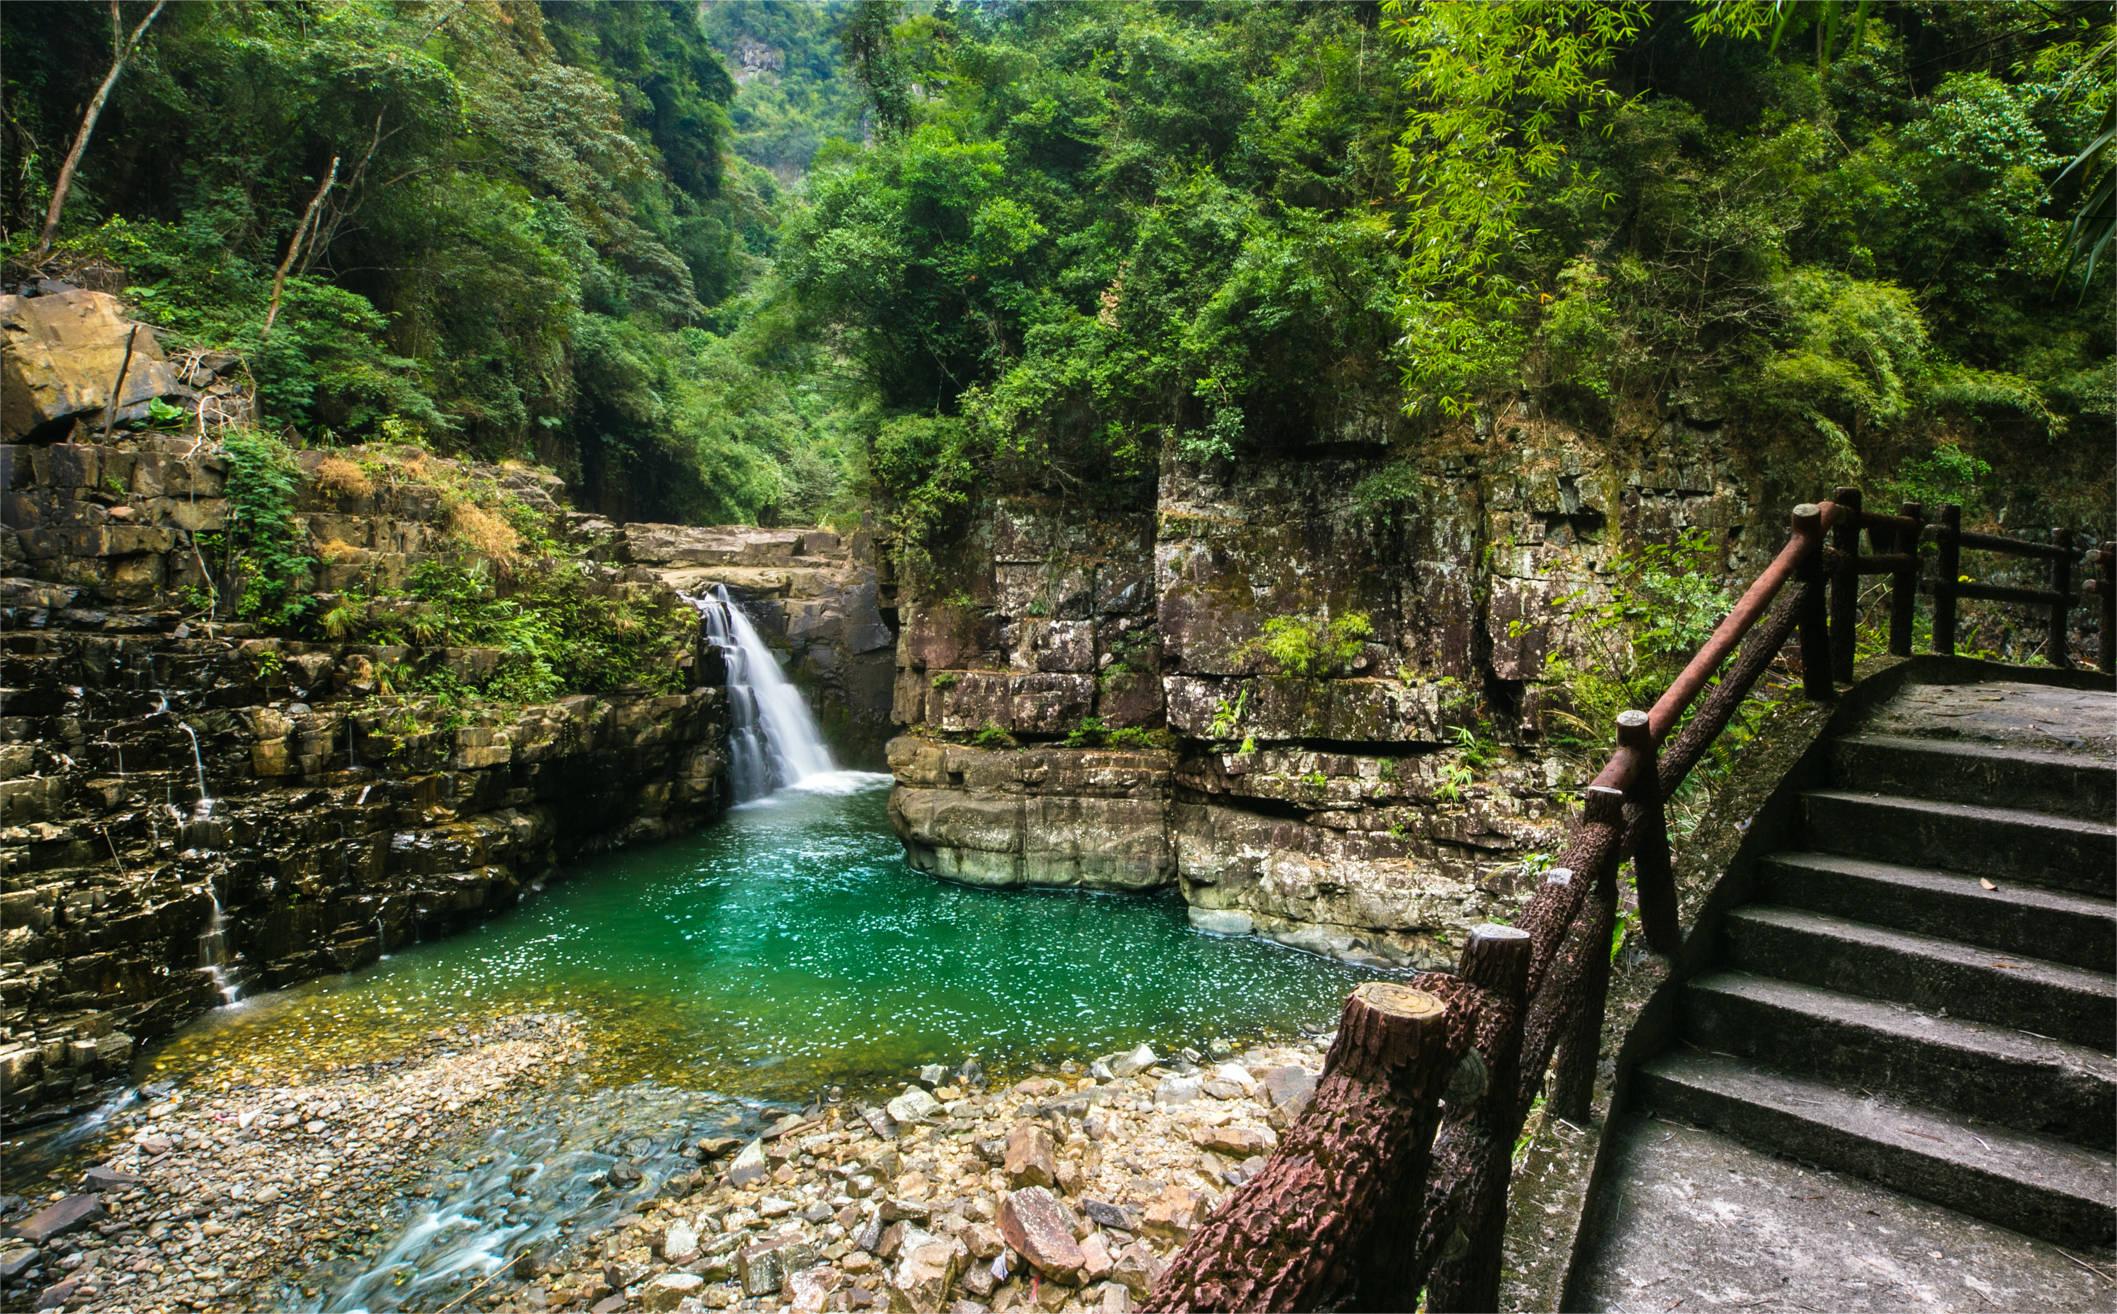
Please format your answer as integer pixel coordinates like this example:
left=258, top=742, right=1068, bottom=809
left=1803, top=787, right=2117, bottom=839
left=1639, top=1050, right=2117, bottom=1208
left=1727, top=905, right=2117, bottom=996
left=1836, top=730, right=2117, bottom=773
left=1764, top=850, right=2117, bottom=919
left=1688, top=970, right=2117, bottom=1082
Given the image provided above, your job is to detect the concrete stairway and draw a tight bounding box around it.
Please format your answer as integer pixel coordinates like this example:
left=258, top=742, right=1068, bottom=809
left=1635, top=702, right=2117, bottom=1252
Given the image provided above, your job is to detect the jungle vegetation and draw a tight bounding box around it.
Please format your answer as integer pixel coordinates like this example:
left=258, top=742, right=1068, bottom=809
left=2, top=0, right=2110, bottom=537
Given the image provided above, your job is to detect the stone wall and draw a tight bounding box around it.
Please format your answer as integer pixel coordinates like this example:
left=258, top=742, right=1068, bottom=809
left=0, top=430, right=730, bottom=1128
left=888, top=418, right=1761, bottom=966
left=612, top=523, right=898, bottom=765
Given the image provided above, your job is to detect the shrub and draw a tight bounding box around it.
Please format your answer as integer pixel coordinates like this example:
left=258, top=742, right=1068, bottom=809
left=1248, top=610, right=1373, bottom=678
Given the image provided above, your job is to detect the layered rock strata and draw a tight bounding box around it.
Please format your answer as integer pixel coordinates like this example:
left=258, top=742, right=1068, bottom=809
left=889, top=427, right=1757, bottom=965
left=0, top=432, right=729, bottom=1128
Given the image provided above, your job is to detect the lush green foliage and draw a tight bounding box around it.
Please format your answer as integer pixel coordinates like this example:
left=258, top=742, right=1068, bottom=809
left=215, top=429, right=317, bottom=628
left=783, top=0, right=2109, bottom=557
left=1247, top=611, right=1375, bottom=679
left=1, top=0, right=862, bottom=522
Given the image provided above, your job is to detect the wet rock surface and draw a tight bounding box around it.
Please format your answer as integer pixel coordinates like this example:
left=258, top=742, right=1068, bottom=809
left=0, top=1021, right=1326, bottom=1314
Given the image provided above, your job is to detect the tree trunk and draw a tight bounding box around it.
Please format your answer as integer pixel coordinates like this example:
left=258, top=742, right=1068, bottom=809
left=32, top=0, right=169, bottom=262
left=261, top=155, right=340, bottom=343
left=1143, top=982, right=1463, bottom=1314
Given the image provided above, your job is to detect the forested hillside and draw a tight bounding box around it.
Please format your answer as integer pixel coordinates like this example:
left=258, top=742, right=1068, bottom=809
left=791, top=0, right=2111, bottom=565
left=2, top=0, right=865, bottom=522
left=3, top=0, right=2108, bottom=533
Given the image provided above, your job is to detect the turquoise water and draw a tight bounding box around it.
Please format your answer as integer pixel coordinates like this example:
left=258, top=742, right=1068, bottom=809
left=147, top=778, right=1369, bottom=1101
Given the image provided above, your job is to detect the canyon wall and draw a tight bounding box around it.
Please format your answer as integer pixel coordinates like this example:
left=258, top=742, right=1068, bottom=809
left=0, top=430, right=730, bottom=1127
left=888, top=419, right=1759, bottom=966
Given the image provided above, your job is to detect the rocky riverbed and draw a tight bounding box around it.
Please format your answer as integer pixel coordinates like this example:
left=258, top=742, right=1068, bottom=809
left=1, top=1015, right=1326, bottom=1314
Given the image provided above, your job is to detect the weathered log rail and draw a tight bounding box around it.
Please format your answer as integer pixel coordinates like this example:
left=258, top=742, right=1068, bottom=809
left=1145, top=495, right=2113, bottom=1313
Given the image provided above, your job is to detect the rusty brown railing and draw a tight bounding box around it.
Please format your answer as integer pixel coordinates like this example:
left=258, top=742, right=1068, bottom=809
left=1145, top=496, right=2112, bottom=1313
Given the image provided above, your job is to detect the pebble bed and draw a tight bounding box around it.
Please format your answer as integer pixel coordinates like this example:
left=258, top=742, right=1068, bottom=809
left=0, top=1014, right=1328, bottom=1314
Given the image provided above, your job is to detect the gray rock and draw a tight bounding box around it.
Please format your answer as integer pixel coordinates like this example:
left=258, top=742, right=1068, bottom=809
left=1104, top=1045, right=1157, bottom=1079
left=1080, top=1199, right=1138, bottom=1233
left=1261, top=1065, right=1318, bottom=1123
left=726, top=1138, right=768, bottom=1187
left=860, top=1106, right=900, bottom=1140
left=886, top=1086, right=941, bottom=1124
left=10, top=1195, right=102, bottom=1244
left=1153, top=1074, right=1201, bottom=1106
left=915, top=1064, right=949, bottom=1089
left=1186, top=908, right=1255, bottom=936
left=79, top=1166, right=141, bottom=1193
left=0, top=1246, right=35, bottom=1280
left=642, top=1272, right=704, bottom=1311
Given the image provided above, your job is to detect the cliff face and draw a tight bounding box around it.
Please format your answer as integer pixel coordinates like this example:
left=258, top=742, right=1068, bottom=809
left=887, top=422, right=1757, bottom=965
left=0, top=433, right=730, bottom=1128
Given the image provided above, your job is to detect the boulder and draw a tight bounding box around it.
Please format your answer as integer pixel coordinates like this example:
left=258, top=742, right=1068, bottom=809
left=1192, top=1124, right=1276, bottom=1156
left=0, top=290, right=184, bottom=440
left=740, top=1234, right=818, bottom=1297
left=997, top=1187, right=1086, bottom=1284
left=10, top=1193, right=102, bottom=1243
left=641, top=1273, right=704, bottom=1312
left=1260, top=1065, right=1318, bottom=1125
left=726, top=1137, right=768, bottom=1186
left=1141, top=1185, right=1206, bottom=1241
left=1002, top=1122, right=1057, bottom=1188
left=1153, top=1074, right=1201, bottom=1106
left=886, top=1086, right=942, bottom=1125
left=657, top=1219, right=700, bottom=1265
left=1105, top=1045, right=1157, bottom=1078
left=890, top=1231, right=968, bottom=1313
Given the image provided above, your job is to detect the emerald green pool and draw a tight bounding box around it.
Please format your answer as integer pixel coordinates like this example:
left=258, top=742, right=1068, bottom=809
left=147, top=777, right=1369, bottom=1101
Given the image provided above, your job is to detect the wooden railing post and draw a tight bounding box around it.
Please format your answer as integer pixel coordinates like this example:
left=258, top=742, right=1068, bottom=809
left=1933, top=505, right=1961, bottom=656
left=2095, top=543, right=2116, bottom=673
left=1890, top=501, right=1923, bottom=657
left=1792, top=504, right=1834, bottom=698
left=1422, top=925, right=1533, bottom=1314
left=1617, top=710, right=1677, bottom=955
left=1144, top=983, right=1460, bottom=1312
left=2048, top=529, right=2075, bottom=669
left=1545, top=864, right=1617, bottom=1125
left=1830, top=485, right=1861, bottom=681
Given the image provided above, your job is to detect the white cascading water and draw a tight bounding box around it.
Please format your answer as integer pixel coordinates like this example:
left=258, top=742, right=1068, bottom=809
left=688, top=585, right=840, bottom=800
left=159, top=692, right=241, bottom=1005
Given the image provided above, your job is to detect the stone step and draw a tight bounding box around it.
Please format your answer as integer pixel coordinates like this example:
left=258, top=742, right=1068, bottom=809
left=1681, top=971, right=2117, bottom=1149
left=1830, top=732, right=2117, bottom=822
left=1635, top=1050, right=2117, bottom=1249
left=1758, top=851, right=2117, bottom=972
left=1801, top=789, right=2117, bottom=896
left=1723, top=905, right=2117, bottom=1052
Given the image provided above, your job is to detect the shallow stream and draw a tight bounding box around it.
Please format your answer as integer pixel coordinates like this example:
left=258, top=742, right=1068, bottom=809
left=145, top=778, right=1366, bottom=1101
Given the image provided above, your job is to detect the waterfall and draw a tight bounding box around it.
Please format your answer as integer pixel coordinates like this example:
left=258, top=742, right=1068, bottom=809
left=687, top=585, right=838, bottom=801
left=199, top=876, right=240, bottom=1006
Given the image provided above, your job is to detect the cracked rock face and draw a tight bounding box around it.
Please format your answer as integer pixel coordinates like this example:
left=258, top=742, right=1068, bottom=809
left=886, top=426, right=1757, bottom=965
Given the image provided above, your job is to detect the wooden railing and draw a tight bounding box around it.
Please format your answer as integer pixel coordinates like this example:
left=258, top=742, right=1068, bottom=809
left=1145, top=496, right=2113, bottom=1313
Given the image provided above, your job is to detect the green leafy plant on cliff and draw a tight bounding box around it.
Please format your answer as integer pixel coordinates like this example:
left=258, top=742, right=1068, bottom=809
left=1247, top=611, right=1374, bottom=679
left=218, top=428, right=316, bottom=628
left=1531, top=530, right=1731, bottom=749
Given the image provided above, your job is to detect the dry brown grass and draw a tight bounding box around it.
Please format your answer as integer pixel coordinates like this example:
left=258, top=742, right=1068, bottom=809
left=314, top=537, right=364, bottom=565
left=449, top=499, right=521, bottom=567
left=314, top=455, right=374, bottom=499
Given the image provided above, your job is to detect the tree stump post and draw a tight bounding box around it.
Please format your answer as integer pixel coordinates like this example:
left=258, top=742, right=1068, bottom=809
left=1830, top=485, right=1862, bottom=682
left=1791, top=504, right=1834, bottom=699
left=1546, top=865, right=1617, bottom=1124
left=1420, top=924, right=1534, bottom=1314
left=1143, top=982, right=1460, bottom=1314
